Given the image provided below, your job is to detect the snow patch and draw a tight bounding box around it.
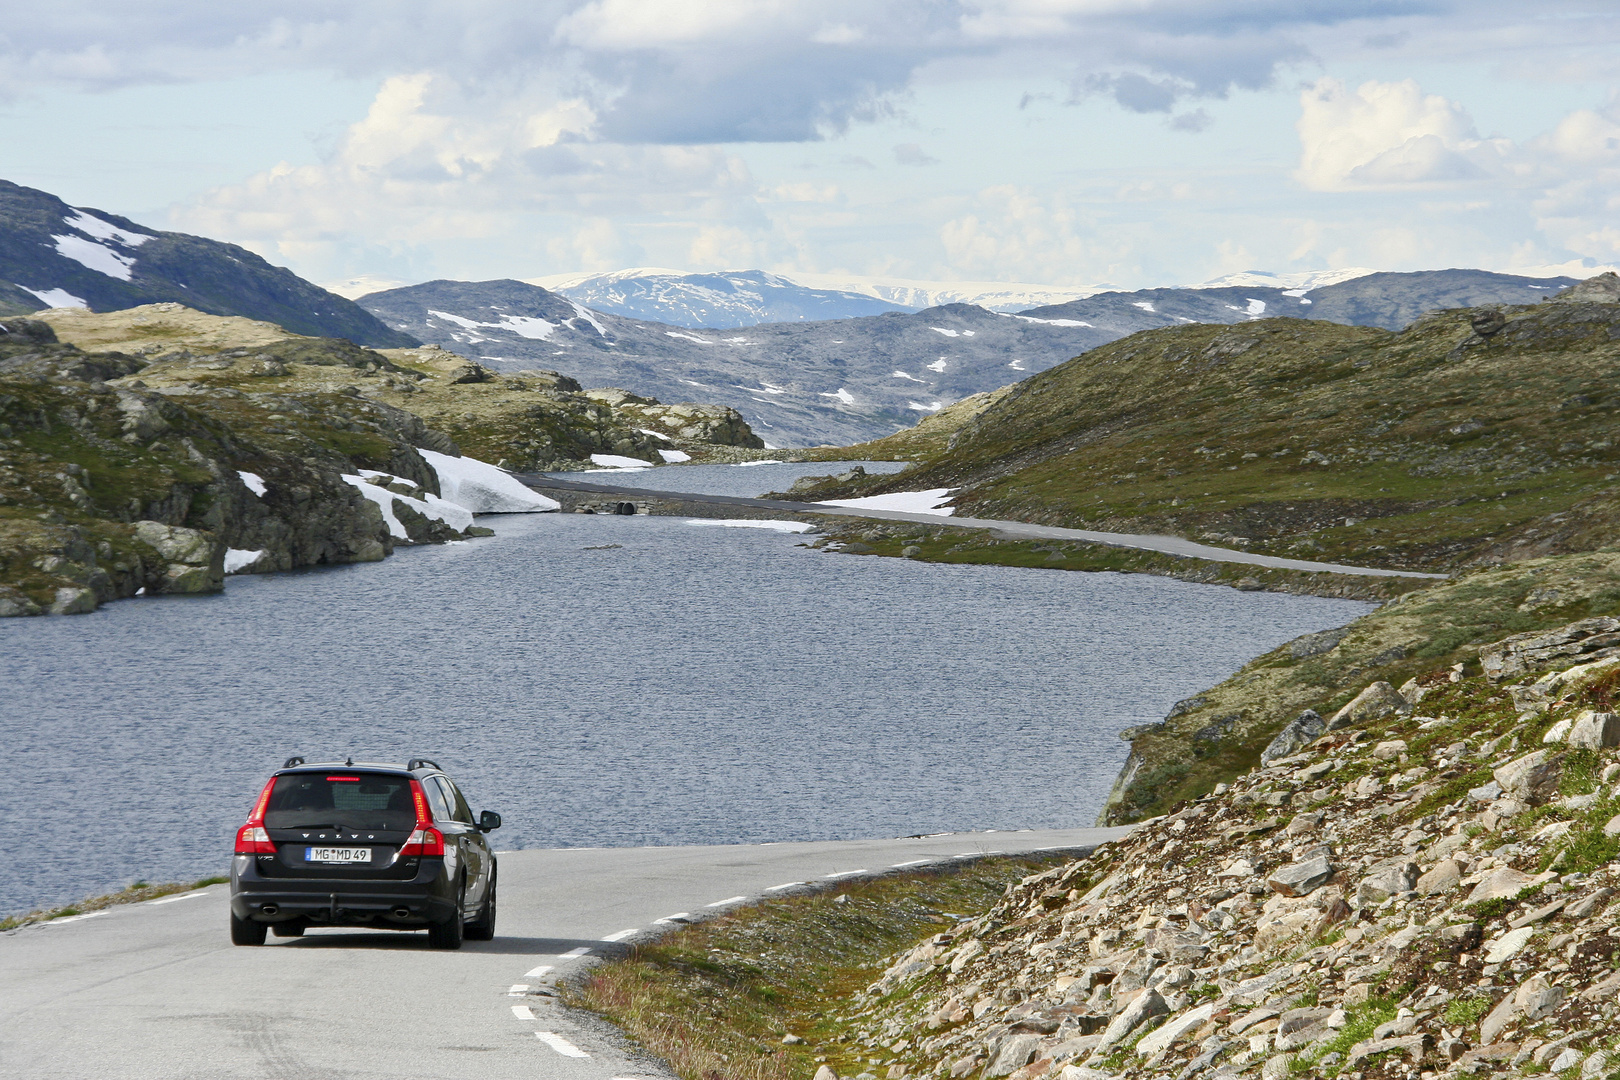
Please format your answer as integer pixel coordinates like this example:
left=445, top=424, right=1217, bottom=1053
left=496, top=316, right=557, bottom=340
left=1011, top=314, right=1093, bottom=327
left=224, top=548, right=265, bottom=574
left=421, top=449, right=560, bottom=512
left=1245, top=298, right=1266, bottom=316
left=63, top=211, right=154, bottom=248
left=341, top=474, right=474, bottom=538
left=1132, top=301, right=1156, bottom=312
left=568, top=302, right=611, bottom=338
left=734, top=383, right=784, bottom=394
left=666, top=330, right=716, bottom=345
left=685, top=518, right=811, bottom=533
left=590, top=454, right=655, bottom=469
left=929, top=327, right=960, bottom=337
left=819, top=387, right=856, bottom=405
left=1008, top=360, right=1026, bottom=370
left=53, top=235, right=137, bottom=280
left=819, top=489, right=955, bottom=516
left=926, top=359, right=948, bottom=372
left=907, top=401, right=944, bottom=412
left=893, top=370, right=924, bottom=382
left=237, top=470, right=267, bottom=497
left=658, top=449, right=692, bottom=463
left=16, top=285, right=88, bottom=309
left=637, top=428, right=672, bottom=441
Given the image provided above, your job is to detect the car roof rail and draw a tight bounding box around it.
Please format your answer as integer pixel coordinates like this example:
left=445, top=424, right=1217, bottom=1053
left=283, top=755, right=306, bottom=768
left=406, top=758, right=441, bottom=772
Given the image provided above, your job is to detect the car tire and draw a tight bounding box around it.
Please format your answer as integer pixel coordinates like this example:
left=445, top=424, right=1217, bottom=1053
left=271, top=922, right=305, bottom=938
left=231, top=911, right=267, bottom=946
left=465, top=873, right=496, bottom=941
left=428, top=880, right=465, bottom=950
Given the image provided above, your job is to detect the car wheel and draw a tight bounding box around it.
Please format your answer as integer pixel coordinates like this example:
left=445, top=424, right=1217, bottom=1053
left=465, top=873, right=497, bottom=941
left=231, top=911, right=267, bottom=946
left=427, top=880, right=465, bottom=950
left=271, top=922, right=305, bottom=938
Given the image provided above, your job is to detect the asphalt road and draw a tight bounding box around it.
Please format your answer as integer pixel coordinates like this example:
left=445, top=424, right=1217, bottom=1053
left=0, top=826, right=1129, bottom=1080
left=526, top=476, right=1448, bottom=580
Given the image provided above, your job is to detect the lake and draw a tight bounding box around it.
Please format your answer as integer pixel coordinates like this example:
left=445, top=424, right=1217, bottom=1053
left=0, top=463, right=1370, bottom=913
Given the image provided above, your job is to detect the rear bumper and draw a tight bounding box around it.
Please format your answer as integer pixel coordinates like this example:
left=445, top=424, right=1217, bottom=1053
left=230, top=855, right=456, bottom=926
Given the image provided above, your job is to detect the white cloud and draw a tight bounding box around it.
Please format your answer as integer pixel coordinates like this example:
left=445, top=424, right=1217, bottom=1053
left=1295, top=78, right=1501, bottom=191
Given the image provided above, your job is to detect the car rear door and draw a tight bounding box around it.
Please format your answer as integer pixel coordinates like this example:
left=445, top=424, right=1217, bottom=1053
left=429, top=775, right=487, bottom=908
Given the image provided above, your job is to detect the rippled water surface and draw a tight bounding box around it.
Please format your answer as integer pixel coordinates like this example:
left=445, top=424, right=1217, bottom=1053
left=1, top=491, right=1370, bottom=912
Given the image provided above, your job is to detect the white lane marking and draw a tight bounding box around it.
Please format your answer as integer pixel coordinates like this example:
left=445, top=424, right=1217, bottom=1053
left=706, top=896, right=747, bottom=907
left=559, top=946, right=591, bottom=959
left=600, top=928, right=639, bottom=943
left=509, top=984, right=531, bottom=996
left=653, top=913, right=690, bottom=924
left=891, top=859, right=934, bottom=868
left=45, top=911, right=109, bottom=925
left=764, top=882, right=804, bottom=892
left=823, top=869, right=867, bottom=880
left=149, top=892, right=207, bottom=905
left=536, top=1031, right=591, bottom=1058
left=524, top=964, right=555, bottom=978
left=512, top=1005, right=536, bottom=1020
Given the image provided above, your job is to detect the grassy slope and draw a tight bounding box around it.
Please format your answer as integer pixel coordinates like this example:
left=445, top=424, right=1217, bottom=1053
left=571, top=856, right=1061, bottom=1080
left=801, top=301, right=1620, bottom=574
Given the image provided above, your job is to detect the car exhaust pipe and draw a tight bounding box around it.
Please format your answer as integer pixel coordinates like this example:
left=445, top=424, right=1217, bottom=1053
left=260, top=903, right=279, bottom=916
left=392, top=906, right=411, bottom=919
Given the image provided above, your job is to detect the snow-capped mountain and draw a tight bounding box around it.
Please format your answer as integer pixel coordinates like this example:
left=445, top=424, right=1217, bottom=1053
left=0, top=179, right=415, bottom=348
left=1183, top=268, right=1378, bottom=291
left=528, top=268, right=911, bottom=328
left=532, top=268, right=1115, bottom=328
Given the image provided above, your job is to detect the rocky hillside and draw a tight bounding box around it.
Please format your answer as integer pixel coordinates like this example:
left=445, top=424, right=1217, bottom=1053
left=0, top=305, right=764, bottom=617
left=358, top=273, right=1582, bottom=448
left=798, top=274, right=1620, bottom=576
left=829, top=616, right=1620, bottom=1080
left=0, top=179, right=415, bottom=348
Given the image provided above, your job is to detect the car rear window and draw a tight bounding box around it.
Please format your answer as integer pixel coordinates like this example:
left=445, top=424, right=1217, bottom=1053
left=263, top=772, right=417, bottom=831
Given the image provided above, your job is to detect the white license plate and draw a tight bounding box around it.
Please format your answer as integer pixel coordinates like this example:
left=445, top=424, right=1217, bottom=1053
left=306, top=847, right=372, bottom=864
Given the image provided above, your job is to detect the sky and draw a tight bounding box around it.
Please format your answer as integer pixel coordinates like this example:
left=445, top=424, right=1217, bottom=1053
left=3, top=1, right=1619, bottom=292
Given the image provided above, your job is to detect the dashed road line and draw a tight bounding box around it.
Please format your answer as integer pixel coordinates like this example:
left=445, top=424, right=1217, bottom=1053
left=559, top=946, right=591, bottom=959
left=891, top=859, right=934, bottom=868
left=599, top=928, right=639, bottom=943
left=524, top=964, right=555, bottom=979
left=508, top=984, right=530, bottom=996
left=763, top=882, right=804, bottom=892
left=823, top=869, right=867, bottom=880
left=512, top=1005, right=536, bottom=1020
left=536, top=1031, right=591, bottom=1058
left=149, top=892, right=207, bottom=905
left=705, top=896, right=747, bottom=907
left=653, top=913, right=689, bottom=924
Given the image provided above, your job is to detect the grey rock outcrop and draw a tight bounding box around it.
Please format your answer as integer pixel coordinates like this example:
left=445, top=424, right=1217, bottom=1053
left=1260, top=710, right=1324, bottom=766
left=1327, top=682, right=1410, bottom=730
left=1480, top=617, right=1620, bottom=681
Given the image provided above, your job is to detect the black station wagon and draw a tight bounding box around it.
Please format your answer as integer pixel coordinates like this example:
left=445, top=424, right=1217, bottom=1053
left=229, top=757, right=501, bottom=949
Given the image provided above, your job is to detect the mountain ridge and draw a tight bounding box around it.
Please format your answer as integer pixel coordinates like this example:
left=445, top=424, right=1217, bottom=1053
left=0, top=179, right=416, bottom=349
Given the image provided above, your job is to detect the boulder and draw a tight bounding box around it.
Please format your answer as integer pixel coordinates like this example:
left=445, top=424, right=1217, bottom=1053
left=1481, top=975, right=1566, bottom=1044
left=1133, top=1003, right=1214, bottom=1057
left=1567, top=711, right=1620, bottom=749
left=986, top=1033, right=1044, bottom=1077
left=131, top=520, right=224, bottom=594
left=1327, top=682, right=1410, bottom=730
left=1260, top=709, right=1324, bottom=765
left=1371, top=739, right=1408, bottom=761
left=1493, top=751, right=1565, bottom=803
left=1355, top=862, right=1416, bottom=906
left=1483, top=926, right=1535, bottom=963
left=1415, top=860, right=1461, bottom=895
left=1267, top=856, right=1334, bottom=898
left=1088, top=990, right=1168, bottom=1058
left=1346, top=1034, right=1433, bottom=1067
left=1465, top=867, right=1541, bottom=905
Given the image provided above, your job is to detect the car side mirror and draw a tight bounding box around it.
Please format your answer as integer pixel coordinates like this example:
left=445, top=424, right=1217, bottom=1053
left=478, top=810, right=502, bottom=832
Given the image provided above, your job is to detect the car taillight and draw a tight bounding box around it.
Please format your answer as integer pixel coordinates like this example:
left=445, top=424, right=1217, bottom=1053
left=235, top=777, right=279, bottom=855
left=399, top=827, right=444, bottom=857
left=236, top=824, right=277, bottom=854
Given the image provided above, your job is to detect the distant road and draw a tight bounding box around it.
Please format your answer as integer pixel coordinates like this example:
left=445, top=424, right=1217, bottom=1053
left=0, top=827, right=1128, bottom=1080
left=524, top=475, right=1449, bottom=580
